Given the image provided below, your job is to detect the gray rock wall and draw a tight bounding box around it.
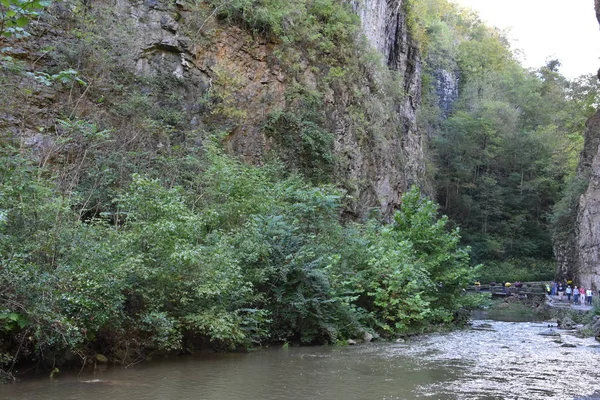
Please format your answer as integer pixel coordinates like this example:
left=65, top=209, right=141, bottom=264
left=565, top=0, right=600, bottom=289
left=37, top=0, right=426, bottom=218
left=352, top=0, right=397, bottom=58
left=432, top=69, right=459, bottom=118
left=577, top=147, right=600, bottom=289
left=352, top=0, right=425, bottom=206
left=128, top=0, right=426, bottom=217
left=575, top=111, right=600, bottom=289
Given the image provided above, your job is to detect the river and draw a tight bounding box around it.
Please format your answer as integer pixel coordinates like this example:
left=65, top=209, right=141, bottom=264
left=2, top=314, right=600, bottom=400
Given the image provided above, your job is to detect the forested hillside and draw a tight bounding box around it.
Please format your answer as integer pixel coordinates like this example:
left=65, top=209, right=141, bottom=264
left=411, top=0, right=599, bottom=281
left=0, top=0, right=471, bottom=380
left=0, top=0, right=596, bottom=380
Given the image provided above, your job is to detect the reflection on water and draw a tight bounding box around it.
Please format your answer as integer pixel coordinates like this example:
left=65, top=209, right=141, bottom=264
left=471, top=308, right=547, bottom=323
left=1, top=320, right=599, bottom=400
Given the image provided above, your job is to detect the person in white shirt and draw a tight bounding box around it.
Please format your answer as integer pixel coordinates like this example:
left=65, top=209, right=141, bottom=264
left=586, top=288, right=593, bottom=305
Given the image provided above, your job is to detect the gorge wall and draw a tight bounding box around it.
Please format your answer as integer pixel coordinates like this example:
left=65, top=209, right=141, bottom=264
left=3, top=0, right=425, bottom=218
left=562, top=0, right=600, bottom=288
left=350, top=0, right=425, bottom=214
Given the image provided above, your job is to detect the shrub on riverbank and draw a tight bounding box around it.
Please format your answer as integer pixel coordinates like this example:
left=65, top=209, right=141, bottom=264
left=0, top=0, right=482, bottom=378
left=0, top=141, right=481, bottom=379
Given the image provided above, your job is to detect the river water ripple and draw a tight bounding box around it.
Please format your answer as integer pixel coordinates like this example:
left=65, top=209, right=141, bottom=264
left=1, top=320, right=599, bottom=400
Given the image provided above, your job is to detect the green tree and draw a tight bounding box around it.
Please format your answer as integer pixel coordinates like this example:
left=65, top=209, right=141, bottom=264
left=357, top=187, right=478, bottom=333
left=414, top=0, right=590, bottom=279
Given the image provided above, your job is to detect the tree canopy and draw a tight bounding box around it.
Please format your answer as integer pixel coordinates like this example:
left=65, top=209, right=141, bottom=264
left=413, top=0, right=595, bottom=280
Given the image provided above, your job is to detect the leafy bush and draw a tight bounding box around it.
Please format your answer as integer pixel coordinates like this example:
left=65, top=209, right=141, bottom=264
left=0, top=133, right=482, bottom=378
left=209, top=0, right=359, bottom=50
left=359, top=187, right=479, bottom=333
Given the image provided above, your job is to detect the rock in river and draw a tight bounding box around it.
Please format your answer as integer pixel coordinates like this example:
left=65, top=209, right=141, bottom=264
left=538, top=329, right=561, bottom=337
left=558, top=317, right=576, bottom=330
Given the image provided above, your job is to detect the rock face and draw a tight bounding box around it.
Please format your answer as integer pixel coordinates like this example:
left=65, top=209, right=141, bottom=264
left=591, top=315, right=600, bottom=337
left=110, top=0, right=287, bottom=164
left=322, top=0, right=425, bottom=214
left=431, top=69, right=459, bottom=118
left=576, top=128, right=600, bottom=290
left=555, top=111, right=600, bottom=282
left=352, top=0, right=399, bottom=59
left=361, top=0, right=424, bottom=188
left=88, top=0, right=425, bottom=217
left=568, top=1, right=600, bottom=290
left=0, top=0, right=425, bottom=218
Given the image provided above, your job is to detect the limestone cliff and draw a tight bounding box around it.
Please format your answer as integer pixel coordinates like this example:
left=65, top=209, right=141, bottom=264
left=576, top=137, right=600, bottom=289
left=431, top=68, right=458, bottom=118
left=562, top=0, right=600, bottom=288
left=5, top=0, right=425, bottom=218
left=106, top=0, right=425, bottom=217
left=350, top=0, right=425, bottom=213
left=555, top=112, right=600, bottom=283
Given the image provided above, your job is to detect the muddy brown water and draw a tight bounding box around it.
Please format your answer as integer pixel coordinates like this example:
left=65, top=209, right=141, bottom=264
left=2, top=312, right=600, bottom=400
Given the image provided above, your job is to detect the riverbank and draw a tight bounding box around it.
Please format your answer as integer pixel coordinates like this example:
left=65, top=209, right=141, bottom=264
left=3, top=296, right=600, bottom=400
left=484, top=294, right=600, bottom=339
left=2, top=319, right=600, bottom=400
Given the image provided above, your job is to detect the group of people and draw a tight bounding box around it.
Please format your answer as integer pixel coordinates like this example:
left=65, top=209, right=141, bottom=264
left=547, top=281, right=594, bottom=305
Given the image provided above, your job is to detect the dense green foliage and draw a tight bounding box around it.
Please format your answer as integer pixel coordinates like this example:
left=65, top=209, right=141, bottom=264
left=359, top=189, right=479, bottom=331
left=0, top=137, right=479, bottom=377
left=209, top=0, right=359, bottom=51
left=0, top=0, right=482, bottom=371
left=411, top=0, right=598, bottom=280
left=3, top=0, right=597, bottom=381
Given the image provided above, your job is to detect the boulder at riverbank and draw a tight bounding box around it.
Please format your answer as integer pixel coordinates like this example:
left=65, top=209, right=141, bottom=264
left=539, top=329, right=561, bottom=337
left=558, top=317, right=577, bottom=330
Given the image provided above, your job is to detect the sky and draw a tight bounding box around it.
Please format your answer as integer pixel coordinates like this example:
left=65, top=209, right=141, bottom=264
left=450, top=0, right=600, bottom=79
